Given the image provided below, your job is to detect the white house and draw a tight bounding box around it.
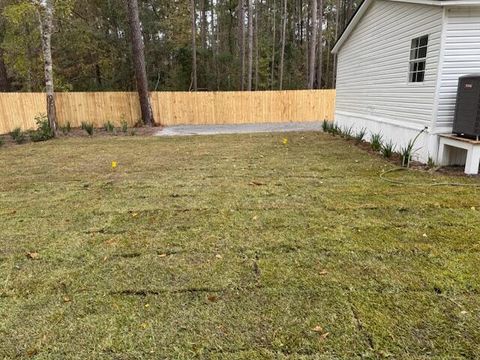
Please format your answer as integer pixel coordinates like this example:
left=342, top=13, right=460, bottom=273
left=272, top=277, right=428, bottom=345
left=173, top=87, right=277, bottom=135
left=332, top=0, right=480, bottom=162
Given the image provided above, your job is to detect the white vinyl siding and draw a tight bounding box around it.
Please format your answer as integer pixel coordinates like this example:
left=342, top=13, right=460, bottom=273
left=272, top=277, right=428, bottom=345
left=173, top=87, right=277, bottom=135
left=335, top=0, right=443, bottom=129
left=436, top=8, right=480, bottom=129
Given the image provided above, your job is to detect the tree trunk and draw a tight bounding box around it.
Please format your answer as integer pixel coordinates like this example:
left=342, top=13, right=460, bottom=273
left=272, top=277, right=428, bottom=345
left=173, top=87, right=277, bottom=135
left=332, top=0, right=340, bottom=88
left=238, top=0, right=245, bottom=90
left=315, top=0, right=323, bottom=89
left=254, top=0, right=260, bottom=90
left=307, top=0, right=317, bottom=89
left=38, top=0, right=57, bottom=134
left=247, top=0, right=254, bottom=91
left=325, top=39, right=330, bottom=87
left=279, top=0, right=287, bottom=90
left=0, top=49, right=10, bottom=92
left=126, top=0, right=154, bottom=125
left=211, top=1, right=220, bottom=90
left=190, top=0, right=198, bottom=91
left=201, top=0, right=208, bottom=50
left=95, top=64, right=102, bottom=88
left=270, top=0, right=276, bottom=90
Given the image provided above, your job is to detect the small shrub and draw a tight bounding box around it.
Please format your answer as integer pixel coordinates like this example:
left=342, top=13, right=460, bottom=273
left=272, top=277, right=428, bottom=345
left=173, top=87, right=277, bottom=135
left=61, top=122, right=71, bottom=135
left=381, top=141, right=395, bottom=158
left=30, top=114, right=54, bottom=142
left=0, top=137, right=4, bottom=147
left=370, top=132, right=383, bottom=152
left=355, top=128, right=367, bottom=143
left=121, top=120, right=128, bottom=133
left=330, top=124, right=341, bottom=136
left=342, top=126, right=354, bottom=140
left=10, top=127, right=26, bottom=144
left=104, top=121, right=114, bottom=133
left=322, top=120, right=330, bottom=132
left=81, top=122, right=94, bottom=136
left=427, top=156, right=436, bottom=169
left=400, top=141, right=416, bottom=168
left=130, top=129, right=136, bottom=136
left=400, top=128, right=427, bottom=168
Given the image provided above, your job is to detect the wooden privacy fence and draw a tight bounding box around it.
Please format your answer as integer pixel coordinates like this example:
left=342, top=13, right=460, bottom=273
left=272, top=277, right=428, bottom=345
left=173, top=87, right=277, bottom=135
left=0, top=90, right=336, bottom=134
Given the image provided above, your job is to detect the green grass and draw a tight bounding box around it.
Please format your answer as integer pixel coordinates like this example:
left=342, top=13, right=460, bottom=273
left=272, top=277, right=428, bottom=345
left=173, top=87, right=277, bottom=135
left=0, top=132, right=479, bottom=359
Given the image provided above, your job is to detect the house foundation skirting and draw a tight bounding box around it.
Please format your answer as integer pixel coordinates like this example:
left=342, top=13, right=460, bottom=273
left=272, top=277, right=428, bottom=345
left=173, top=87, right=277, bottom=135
left=334, top=111, right=464, bottom=164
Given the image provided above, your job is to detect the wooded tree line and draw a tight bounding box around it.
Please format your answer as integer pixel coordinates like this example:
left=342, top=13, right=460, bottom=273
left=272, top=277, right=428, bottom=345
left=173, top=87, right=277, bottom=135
left=0, top=0, right=361, bottom=94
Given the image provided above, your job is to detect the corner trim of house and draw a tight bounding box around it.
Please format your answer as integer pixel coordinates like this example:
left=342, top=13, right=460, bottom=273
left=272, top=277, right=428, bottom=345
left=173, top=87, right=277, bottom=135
left=431, top=7, right=448, bottom=133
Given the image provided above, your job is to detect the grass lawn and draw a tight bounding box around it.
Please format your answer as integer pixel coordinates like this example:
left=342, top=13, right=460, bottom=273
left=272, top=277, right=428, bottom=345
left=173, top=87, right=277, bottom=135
left=1, top=132, right=479, bottom=359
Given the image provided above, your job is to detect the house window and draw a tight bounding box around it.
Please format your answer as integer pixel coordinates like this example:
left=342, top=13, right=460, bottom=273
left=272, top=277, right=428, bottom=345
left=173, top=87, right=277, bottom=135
left=409, top=35, right=429, bottom=83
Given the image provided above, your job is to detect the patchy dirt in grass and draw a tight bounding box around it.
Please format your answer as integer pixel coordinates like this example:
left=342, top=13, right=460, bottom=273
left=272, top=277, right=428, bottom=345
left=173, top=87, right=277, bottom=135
left=0, top=132, right=479, bottom=358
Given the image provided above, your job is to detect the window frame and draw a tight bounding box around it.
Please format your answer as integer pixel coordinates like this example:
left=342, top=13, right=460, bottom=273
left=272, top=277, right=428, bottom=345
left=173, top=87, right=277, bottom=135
left=408, top=35, right=429, bottom=84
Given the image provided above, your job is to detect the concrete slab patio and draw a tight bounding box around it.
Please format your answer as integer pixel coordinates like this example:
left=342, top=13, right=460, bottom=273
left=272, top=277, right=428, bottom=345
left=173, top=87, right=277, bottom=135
left=156, top=121, right=324, bottom=136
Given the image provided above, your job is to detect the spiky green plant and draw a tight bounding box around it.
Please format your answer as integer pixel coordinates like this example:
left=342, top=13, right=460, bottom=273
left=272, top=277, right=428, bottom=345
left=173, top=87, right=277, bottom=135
left=401, top=128, right=428, bottom=168
left=81, top=122, right=94, bottom=136
left=355, top=128, right=367, bottom=144
left=331, top=124, right=341, bottom=136
left=104, top=121, right=115, bottom=133
left=370, top=132, right=383, bottom=152
left=381, top=141, right=395, bottom=158
left=121, top=120, right=129, bottom=134
left=322, top=120, right=329, bottom=132
left=342, top=126, right=354, bottom=140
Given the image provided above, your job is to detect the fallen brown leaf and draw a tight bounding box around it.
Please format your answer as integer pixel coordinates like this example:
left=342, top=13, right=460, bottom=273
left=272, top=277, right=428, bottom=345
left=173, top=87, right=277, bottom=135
left=312, top=326, right=329, bottom=339
left=105, top=238, right=117, bottom=246
left=26, top=252, right=39, bottom=260
left=26, top=348, right=38, bottom=357
left=158, top=253, right=167, bottom=258
left=207, top=295, right=219, bottom=302
left=312, top=325, right=324, bottom=333
left=319, top=270, right=328, bottom=275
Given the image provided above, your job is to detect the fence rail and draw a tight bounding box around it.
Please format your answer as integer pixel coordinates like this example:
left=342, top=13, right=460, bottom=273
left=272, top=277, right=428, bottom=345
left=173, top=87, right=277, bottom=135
left=0, top=90, right=336, bottom=134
